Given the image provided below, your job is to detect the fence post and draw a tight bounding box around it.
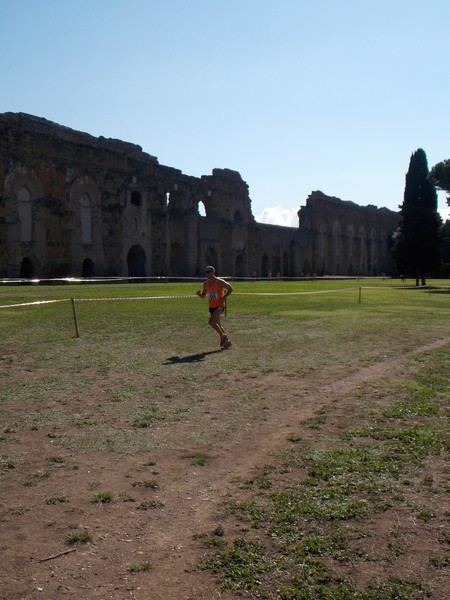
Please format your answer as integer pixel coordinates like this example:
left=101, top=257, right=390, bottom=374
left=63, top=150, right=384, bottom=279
left=71, top=298, right=80, bottom=338
left=359, top=286, right=362, bottom=304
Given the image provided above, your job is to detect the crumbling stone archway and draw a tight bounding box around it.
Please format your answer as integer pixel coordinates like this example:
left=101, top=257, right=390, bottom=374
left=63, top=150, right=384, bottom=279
left=82, top=258, right=95, bottom=278
left=20, top=257, right=34, bottom=279
left=127, top=245, right=147, bottom=278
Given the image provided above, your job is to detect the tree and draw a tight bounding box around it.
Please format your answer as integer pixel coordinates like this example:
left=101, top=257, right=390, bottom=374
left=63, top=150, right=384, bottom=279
left=393, top=149, right=442, bottom=286
left=430, top=159, right=450, bottom=203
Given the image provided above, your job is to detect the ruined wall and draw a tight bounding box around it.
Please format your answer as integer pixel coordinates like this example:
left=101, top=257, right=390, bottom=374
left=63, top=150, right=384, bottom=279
left=0, top=113, right=398, bottom=279
left=298, top=192, right=398, bottom=276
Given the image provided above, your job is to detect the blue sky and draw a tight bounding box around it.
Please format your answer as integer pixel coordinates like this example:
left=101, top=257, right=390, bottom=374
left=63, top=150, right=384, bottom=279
left=1, top=0, right=449, bottom=224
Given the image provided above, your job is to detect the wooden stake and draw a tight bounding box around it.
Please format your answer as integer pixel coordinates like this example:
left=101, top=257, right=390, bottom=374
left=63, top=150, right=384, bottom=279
left=71, top=297, right=80, bottom=337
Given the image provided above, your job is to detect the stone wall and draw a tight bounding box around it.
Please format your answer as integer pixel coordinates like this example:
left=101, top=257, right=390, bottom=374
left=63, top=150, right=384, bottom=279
left=0, top=113, right=398, bottom=279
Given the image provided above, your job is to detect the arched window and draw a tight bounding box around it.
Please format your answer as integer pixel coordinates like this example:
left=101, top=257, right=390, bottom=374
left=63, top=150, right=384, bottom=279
left=198, top=201, right=207, bottom=217
left=131, top=191, right=142, bottom=206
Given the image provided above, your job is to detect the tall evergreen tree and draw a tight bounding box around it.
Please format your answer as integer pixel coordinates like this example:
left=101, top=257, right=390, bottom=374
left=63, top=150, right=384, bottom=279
left=394, top=149, right=442, bottom=285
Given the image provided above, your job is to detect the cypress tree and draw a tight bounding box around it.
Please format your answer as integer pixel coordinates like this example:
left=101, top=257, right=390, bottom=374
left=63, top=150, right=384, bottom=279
left=394, top=149, right=442, bottom=285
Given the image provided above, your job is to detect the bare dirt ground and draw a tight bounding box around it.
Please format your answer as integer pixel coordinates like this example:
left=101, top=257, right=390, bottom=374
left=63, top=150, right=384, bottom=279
left=1, top=337, right=449, bottom=600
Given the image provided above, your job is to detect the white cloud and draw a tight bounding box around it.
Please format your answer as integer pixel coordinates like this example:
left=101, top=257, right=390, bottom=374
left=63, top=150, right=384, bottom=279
left=439, top=206, right=450, bottom=222
left=257, top=203, right=450, bottom=226
left=255, top=205, right=299, bottom=227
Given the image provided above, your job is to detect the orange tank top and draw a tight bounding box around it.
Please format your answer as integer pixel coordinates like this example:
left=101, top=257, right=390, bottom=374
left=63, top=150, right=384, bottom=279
left=205, top=278, right=225, bottom=308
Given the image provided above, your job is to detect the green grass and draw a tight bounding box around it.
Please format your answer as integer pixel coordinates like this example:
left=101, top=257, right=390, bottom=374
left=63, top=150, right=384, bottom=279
left=1, top=278, right=449, bottom=597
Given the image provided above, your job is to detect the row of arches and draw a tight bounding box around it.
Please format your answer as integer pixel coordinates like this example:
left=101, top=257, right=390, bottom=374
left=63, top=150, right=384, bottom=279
left=308, top=221, right=391, bottom=276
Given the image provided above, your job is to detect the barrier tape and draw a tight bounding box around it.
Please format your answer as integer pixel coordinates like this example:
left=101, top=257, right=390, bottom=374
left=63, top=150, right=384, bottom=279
left=0, top=299, right=69, bottom=309
left=1, top=284, right=445, bottom=310
left=75, top=295, right=197, bottom=302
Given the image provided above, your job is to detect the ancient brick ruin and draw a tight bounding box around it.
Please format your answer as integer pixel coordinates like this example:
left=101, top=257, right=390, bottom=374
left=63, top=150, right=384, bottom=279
left=0, top=113, right=398, bottom=279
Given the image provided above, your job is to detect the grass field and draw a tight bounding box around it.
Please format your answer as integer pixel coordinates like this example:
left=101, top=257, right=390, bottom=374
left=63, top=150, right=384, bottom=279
left=0, top=279, right=449, bottom=599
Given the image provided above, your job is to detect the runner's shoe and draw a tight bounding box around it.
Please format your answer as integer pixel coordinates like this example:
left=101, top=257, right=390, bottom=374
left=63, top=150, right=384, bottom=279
left=221, top=337, right=232, bottom=350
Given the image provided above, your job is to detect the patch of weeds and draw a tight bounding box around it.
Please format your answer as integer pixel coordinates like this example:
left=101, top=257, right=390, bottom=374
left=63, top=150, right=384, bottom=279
left=10, top=506, right=31, bottom=515
left=200, top=538, right=275, bottom=595
left=25, top=469, right=51, bottom=485
left=132, top=402, right=164, bottom=428
left=66, top=529, right=92, bottom=545
left=33, top=469, right=51, bottom=479
left=344, top=424, right=443, bottom=464
left=48, top=455, right=65, bottom=464
left=206, top=536, right=227, bottom=548
left=287, top=434, right=302, bottom=443
left=360, top=576, right=426, bottom=598
left=79, top=417, right=100, bottom=426
left=305, top=416, right=327, bottom=429
left=46, top=496, right=69, bottom=505
left=186, top=452, right=213, bottom=466
left=421, top=475, right=434, bottom=487
left=109, top=389, right=132, bottom=403
left=226, top=500, right=269, bottom=529
left=118, top=493, right=135, bottom=502
left=388, top=542, right=406, bottom=556
left=270, top=485, right=369, bottom=527
left=132, top=479, right=158, bottom=489
left=416, top=509, right=436, bottom=521
left=127, top=560, right=152, bottom=573
left=91, top=491, right=114, bottom=504
left=429, top=555, right=450, bottom=568
left=250, top=475, right=272, bottom=489
left=1, top=456, right=16, bottom=469
left=383, top=397, right=438, bottom=420
left=136, top=500, right=165, bottom=510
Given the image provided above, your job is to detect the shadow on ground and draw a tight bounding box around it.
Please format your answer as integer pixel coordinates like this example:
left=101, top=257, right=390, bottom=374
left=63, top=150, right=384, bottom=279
left=163, top=350, right=223, bottom=364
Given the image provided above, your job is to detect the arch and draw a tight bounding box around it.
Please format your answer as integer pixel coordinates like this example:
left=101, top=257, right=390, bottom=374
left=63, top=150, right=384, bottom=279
left=82, top=258, right=95, bottom=278
left=70, top=176, right=98, bottom=248
left=127, top=245, right=147, bottom=278
left=20, top=257, right=34, bottom=279
left=368, top=228, right=377, bottom=275
left=79, top=193, right=92, bottom=245
left=318, top=224, right=325, bottom=260
left=358, top=226, right=367, bottom=275
left=169, top=242, right=184, bottom=276
left=130, top=190, right=142, bottom=207
left=283, top=251, right=289, bottom=276
left=205, top=246, right=218, bottom=271
left=235, top=252, right=245, bottom=277
left=233, top=210, right=243, bottom=223
left=272, top=247, right=281, bottom=275
left=18, top=187, right=32, bottom=242
left=198, top=200, right=207, bottom=217
left=332, top=220, right=342, bottom=274
left=261, top=253, right=269, bottom=277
